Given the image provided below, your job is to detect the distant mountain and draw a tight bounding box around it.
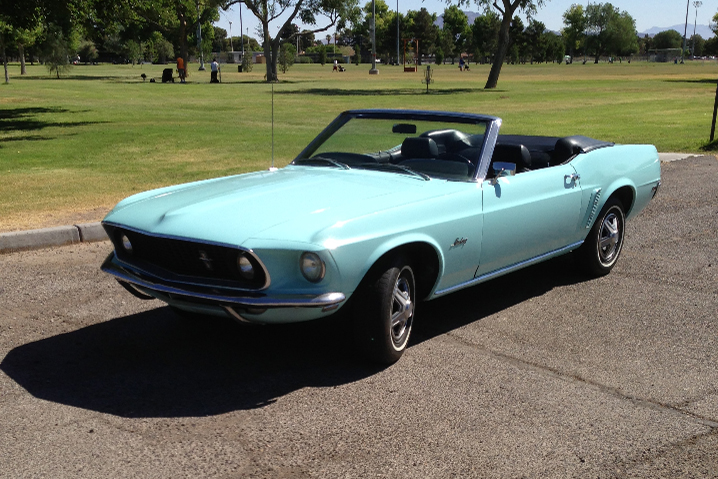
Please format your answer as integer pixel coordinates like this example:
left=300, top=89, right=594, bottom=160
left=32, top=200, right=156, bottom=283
left=639, top=24, right=714, bottom=39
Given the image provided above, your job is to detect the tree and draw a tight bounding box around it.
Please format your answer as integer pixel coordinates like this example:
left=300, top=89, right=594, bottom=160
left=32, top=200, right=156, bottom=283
left=278, top=42, right=295, bottom=72
left=0, top=17, right=12, bottom=83
left=223, top=0, right=359, bottom=82
left=406, top=7, right=438, bottom=64
left=562, top=3, right=586, bottom=60
left=544, top=31, right=565, bottom=62
left=604, top=10, right=637, bottom=58
left=40, top=23, right=76, bottom=78
left=149, top=30, right=174, bottom=63
left=585, top=2, right=616, bottom=62
left=106, top=0, right=222, bottom=72
left=124, top=39, right=143, bottom=65
left=690, top=34, right=705, bottom=57
left=471, top=10, right=500, bottom=64
left=457, top=0, right=547, bottom=89
left=442, top=5, right=469, bottom=61
left=508, top=15, right=524, bottom=63
left=652, top=29, right=683, bottom=49
left=78, top=39, right=98, bottom=64
left=524, top=19, right=546, bottom=62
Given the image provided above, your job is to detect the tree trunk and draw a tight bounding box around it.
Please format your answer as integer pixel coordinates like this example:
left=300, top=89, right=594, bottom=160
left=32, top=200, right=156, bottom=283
left=262, top=24, right=274, bottom=81
left=3, top=49, right=8, bottom=84
left=19, top=44, right=26, bottom=75
left=178, top=10, right=189, bottom=74
left=270, top=39, right=280, bottom=81
left=484, top=12, right=512, bottom=89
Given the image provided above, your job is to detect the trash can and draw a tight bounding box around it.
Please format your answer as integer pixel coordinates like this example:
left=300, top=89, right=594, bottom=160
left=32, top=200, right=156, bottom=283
left=238, top=65, right=243, bottom=73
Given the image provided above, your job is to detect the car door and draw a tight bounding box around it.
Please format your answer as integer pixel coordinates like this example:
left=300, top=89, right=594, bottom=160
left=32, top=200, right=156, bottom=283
left=476, top=164, right=582, bottom=277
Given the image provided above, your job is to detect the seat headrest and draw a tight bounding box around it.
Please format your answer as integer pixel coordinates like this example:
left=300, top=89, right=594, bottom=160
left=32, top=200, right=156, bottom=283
left=492, top=143, right=531, bottom=169
left=553, top=137, right=583, bottom=163
left=402, top=137, right=439, bottom=159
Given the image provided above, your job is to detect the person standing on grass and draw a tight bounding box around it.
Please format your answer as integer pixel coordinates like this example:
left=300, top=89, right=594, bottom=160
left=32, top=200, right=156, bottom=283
left=211, top=58, right=220, bottom=83
left=177, top=56, right=186, bottom=83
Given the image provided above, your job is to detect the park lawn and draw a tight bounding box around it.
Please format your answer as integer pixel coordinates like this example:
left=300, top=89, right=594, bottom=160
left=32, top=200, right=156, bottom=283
left=1, top=60, right=717, bottom=232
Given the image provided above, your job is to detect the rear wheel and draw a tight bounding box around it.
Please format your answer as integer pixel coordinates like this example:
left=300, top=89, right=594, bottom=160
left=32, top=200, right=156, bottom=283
left=353, top=257, right=415, bottom=364
left=579, top=198, right=625, bottom=276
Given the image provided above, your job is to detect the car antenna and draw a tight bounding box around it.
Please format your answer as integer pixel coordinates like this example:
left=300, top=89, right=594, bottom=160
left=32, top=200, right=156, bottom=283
left=269, top=81, right=278, bottom=171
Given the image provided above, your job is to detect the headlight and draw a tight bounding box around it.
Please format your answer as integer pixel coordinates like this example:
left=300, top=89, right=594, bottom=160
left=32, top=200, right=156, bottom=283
left=120, top=234, right=133, bottom=254
left=237, top=254, right=255, bottom=280
left=300, top=252, right=325, bottom=283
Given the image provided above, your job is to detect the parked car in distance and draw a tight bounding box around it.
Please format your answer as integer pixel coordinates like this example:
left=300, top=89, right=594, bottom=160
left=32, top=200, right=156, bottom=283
left=102, top=109, right=661, bottom=363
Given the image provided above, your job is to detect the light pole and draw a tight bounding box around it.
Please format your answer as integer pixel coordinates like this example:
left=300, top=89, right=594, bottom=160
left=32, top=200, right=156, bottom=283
left=229, top=20, right=234, bottom=52
left=240, top=4, right=245, bottom=60
left=396, top=0, right=400, bottom=66
left=682, top=0, right=689, bottom=63
left=692, top=1, right=702, bottom=59
left=369, top=0, right=378, bottom=74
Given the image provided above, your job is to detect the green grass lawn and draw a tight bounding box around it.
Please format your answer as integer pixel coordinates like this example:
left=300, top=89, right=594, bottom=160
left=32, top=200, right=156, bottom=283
left=1, top=60, right=717, bottom=231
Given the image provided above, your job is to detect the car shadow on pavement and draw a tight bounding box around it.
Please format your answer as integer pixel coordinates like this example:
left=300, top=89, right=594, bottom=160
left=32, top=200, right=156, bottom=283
left=1, top=255, right=587, bottom=419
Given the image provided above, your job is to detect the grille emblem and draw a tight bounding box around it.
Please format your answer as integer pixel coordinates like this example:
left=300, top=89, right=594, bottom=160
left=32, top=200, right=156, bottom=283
left=198, top=250, right=214, bottom=270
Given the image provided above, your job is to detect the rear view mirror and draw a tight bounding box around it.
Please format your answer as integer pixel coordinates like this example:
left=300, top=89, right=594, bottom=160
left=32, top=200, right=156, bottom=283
left=392, top=123, right=417, bottom=134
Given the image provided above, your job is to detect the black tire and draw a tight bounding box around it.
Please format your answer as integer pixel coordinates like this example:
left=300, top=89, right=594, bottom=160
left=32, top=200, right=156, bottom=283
left=353, top=257, right=416, bottom=364
left=579, top=198, right=626, bottom=277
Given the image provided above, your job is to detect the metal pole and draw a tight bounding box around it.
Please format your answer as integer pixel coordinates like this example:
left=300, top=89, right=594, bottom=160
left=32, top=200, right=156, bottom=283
left=240, top=3, right=244, bottom=59
left=682, top=0, right=689, bottom=63
left=369, top=0, right=378, bottom=74
left=229, top=21, right=233, bottom=52
left=396, top=0, right=399, bottom=66
left=692, top=1, right=702, bottom=59
left=711, top=80, right=718, bottom=142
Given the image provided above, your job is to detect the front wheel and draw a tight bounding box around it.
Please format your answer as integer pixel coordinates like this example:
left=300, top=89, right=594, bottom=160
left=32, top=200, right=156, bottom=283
left=353, top=257, right=416, bottom=364
left=579, top=198, right=626, bottom=276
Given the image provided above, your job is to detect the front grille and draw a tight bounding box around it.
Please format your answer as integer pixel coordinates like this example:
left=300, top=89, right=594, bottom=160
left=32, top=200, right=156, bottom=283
left=105, top=225, right=267, bottom=290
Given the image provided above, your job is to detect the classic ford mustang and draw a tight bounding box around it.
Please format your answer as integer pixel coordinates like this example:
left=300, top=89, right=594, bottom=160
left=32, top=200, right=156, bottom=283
left=102, top=109, right=661, bottom=363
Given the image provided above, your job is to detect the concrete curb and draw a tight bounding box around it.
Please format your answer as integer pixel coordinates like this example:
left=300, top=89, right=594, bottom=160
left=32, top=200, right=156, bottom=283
left=0, top=222, right=107, bottom=254
left=0, top=153, right=708, bottom=255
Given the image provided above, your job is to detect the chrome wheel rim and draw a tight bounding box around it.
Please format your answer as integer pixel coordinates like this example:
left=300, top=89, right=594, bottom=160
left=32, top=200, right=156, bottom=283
left=390, top=270, right=414, bottom=350
left=597, top=207, right=623, bottom=266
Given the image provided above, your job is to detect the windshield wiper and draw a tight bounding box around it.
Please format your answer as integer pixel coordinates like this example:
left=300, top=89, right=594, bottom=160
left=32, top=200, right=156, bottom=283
left=294, top=157, right=351, bottom=170
left=357, top=163, right=430, bottom=181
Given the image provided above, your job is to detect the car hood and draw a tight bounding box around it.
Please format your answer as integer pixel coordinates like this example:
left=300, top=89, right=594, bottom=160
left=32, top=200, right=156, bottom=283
left=104, top=165, right=468, bottom=247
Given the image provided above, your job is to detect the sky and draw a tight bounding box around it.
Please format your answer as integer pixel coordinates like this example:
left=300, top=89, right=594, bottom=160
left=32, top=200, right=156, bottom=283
left=214, top=0, right=715, bottom=43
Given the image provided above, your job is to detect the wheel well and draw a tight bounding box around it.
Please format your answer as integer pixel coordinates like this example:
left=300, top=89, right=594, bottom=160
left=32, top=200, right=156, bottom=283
left=368, top=242, right=440, bottom=301
left=610, top=186, right=634, bottom=215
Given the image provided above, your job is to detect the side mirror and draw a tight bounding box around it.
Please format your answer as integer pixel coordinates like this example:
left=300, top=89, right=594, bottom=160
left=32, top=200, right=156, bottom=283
left=489, top=162, right=516, bottom=185
left=492, top=161, right=516, bottom=177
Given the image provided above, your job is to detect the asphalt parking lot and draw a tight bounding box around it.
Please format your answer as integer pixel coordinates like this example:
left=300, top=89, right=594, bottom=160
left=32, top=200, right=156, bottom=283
left=1, top=156, right=716, bottom=478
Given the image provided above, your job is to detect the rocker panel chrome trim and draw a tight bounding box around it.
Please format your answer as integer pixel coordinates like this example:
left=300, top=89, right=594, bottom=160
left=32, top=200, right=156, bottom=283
left=434, top=241, right=584, bottom=297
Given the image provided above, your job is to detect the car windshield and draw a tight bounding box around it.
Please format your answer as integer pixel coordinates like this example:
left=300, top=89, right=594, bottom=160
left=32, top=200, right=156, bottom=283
left=294, top=115, right=489, bottom=181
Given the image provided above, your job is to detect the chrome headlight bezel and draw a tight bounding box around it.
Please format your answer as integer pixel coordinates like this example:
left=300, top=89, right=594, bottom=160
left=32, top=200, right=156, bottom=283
left=237, top=254, right=256, bottom=280
left=120, top=234, right=133, bottom=254
left=300, top=252, right=326, bottom=283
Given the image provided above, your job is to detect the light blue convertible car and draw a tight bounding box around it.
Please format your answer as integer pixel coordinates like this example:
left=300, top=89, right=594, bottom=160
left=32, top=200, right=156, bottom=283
left=102, top=109, right=661, bottom=363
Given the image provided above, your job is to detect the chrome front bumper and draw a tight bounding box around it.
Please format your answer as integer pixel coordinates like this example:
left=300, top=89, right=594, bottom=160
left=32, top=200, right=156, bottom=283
left=101, top=253, right=346, bottom=312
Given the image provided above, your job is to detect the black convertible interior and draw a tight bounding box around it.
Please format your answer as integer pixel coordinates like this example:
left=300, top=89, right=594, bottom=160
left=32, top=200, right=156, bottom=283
left=391, top=130, right=614, bottom=180
left=304, top=128, right=614, bottom=181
